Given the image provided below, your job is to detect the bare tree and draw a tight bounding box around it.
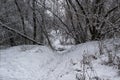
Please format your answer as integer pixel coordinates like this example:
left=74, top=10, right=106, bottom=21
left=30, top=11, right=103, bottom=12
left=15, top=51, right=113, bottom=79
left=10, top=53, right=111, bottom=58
left=14, top=0, right=27, bottom=44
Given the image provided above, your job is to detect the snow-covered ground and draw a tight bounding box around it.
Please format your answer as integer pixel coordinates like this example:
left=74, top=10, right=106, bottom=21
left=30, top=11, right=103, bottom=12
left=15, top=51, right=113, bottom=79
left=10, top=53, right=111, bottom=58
left=0, top=39, right=120, bottom=80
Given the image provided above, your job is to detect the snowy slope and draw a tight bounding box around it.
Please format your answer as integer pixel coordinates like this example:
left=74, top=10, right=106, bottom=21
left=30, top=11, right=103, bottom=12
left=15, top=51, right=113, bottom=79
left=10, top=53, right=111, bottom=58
left=0, top=40, right=120, bottom=80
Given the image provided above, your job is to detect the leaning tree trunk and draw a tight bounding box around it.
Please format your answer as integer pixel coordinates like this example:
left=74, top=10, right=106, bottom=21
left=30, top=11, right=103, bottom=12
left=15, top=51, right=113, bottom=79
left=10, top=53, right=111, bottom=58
left=0, top=21, right=43, bottom=45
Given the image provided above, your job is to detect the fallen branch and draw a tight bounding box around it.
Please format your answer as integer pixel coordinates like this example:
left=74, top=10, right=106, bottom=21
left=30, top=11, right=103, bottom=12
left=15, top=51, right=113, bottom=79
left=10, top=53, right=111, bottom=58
left=0, top=21, right=43, bottom=45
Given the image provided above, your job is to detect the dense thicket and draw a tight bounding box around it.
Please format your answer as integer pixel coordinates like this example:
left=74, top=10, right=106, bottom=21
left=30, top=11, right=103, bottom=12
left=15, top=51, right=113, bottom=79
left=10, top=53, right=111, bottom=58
left=0, top=0, right=120, bottom=48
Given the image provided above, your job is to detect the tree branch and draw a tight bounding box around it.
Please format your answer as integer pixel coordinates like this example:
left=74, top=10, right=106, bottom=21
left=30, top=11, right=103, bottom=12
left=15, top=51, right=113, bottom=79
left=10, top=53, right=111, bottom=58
left=0, top=21, right=43, bottom=45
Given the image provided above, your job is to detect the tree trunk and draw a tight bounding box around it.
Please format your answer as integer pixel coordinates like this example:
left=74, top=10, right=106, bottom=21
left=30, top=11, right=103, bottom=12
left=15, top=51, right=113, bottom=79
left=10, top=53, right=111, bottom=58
left=10, top=37, right=16, bottom=46
left=0, top=21, right=43, bottom=45
left=14, top=0, right=27, bottom=44
left=33, top=0, right=37, bottom=44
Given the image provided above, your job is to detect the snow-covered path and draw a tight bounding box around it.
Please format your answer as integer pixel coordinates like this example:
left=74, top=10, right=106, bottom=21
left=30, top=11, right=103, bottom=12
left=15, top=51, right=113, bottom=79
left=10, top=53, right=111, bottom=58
left=0, top=40, right=120, bottom=80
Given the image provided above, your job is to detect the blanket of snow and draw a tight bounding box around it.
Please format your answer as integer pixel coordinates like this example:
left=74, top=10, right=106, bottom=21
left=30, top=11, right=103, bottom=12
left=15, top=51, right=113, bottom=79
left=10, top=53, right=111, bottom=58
left=0, top=39, right=120, bottom=80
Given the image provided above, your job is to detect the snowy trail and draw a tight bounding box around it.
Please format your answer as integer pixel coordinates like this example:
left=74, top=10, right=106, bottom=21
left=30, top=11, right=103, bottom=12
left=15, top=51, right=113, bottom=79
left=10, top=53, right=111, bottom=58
left=0, top=40, right=120, bottom=80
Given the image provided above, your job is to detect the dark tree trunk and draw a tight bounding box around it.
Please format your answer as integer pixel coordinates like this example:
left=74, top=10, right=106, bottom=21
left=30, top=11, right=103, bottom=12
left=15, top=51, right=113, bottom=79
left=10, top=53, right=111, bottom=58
left=33, top=0, right=37, bottom=44
left=14, top=0, right=27, bottom=44
left=9, top=37, right=16, bottom=46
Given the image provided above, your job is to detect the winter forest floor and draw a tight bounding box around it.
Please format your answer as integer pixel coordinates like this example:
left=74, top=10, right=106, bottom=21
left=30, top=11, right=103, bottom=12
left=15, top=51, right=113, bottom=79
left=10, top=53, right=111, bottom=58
left=0, top=39, right=120, bottom=80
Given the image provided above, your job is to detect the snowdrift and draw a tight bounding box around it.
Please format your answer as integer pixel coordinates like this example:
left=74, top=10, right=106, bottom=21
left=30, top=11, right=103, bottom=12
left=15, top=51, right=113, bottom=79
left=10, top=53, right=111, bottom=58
left=0, top=39, right=120, bottom=80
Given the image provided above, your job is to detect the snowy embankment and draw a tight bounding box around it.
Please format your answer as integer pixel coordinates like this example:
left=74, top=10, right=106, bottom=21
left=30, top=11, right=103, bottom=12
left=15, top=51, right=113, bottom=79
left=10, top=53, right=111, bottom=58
left=0, top=39, right=120, bottom=80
